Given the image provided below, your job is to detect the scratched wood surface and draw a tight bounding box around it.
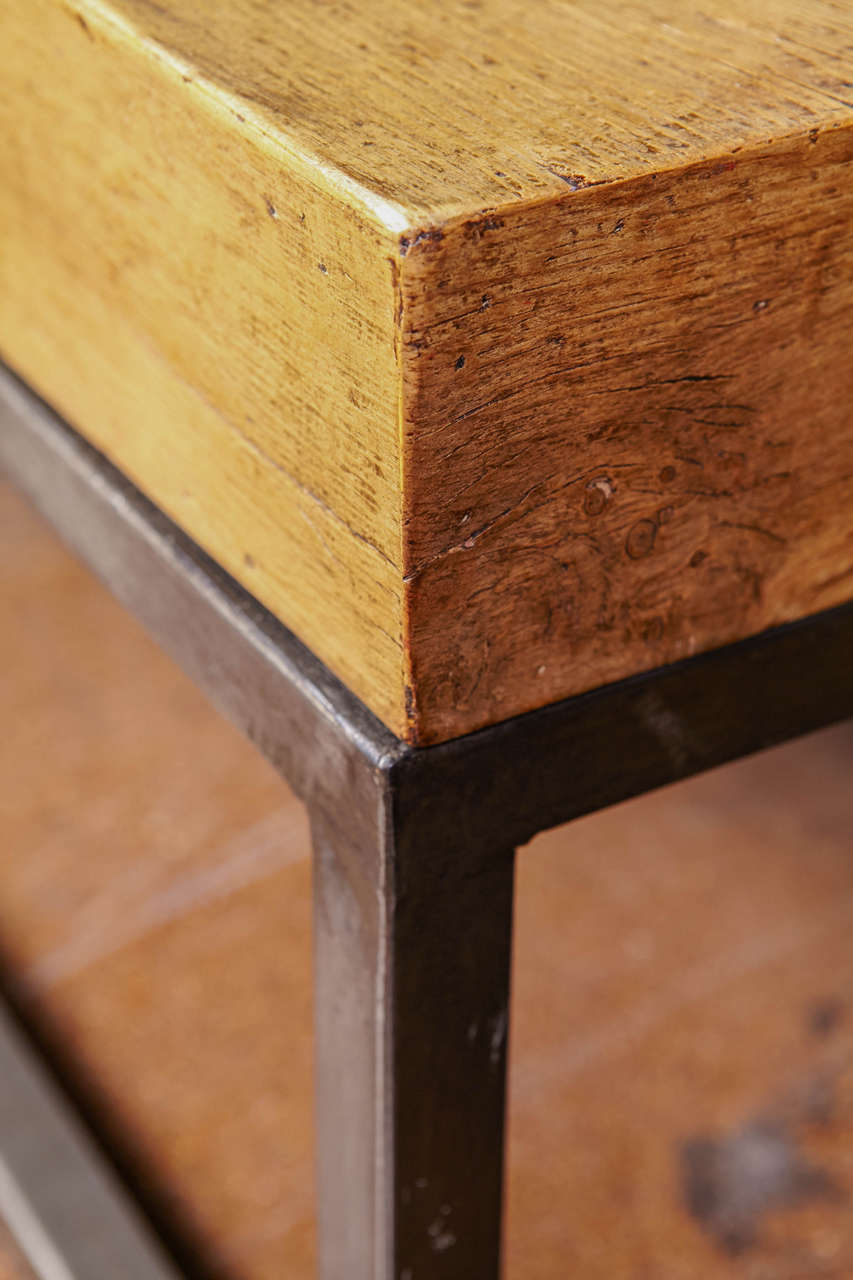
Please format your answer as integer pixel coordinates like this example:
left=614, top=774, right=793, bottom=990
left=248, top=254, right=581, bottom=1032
left=4, top=480, right=853, bottom=1278
left=1, top=1, right=852, bottom=741
left=401, top=127, right=853, bottom=738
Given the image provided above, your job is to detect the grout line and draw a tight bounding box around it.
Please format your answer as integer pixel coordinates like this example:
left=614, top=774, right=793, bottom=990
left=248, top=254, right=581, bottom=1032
left=27, top=807, right=310, bottom=988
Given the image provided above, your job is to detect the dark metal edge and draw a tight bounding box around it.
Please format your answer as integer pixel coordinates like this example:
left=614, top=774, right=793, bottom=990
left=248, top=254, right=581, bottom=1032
left=393, top=600, right=853, bottom=850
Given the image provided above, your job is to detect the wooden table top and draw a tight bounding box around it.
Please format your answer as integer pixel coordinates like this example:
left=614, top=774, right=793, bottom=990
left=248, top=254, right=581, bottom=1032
left=1, top=0, right=852, bottom=742
left=68, top=0, right=853, bottom=220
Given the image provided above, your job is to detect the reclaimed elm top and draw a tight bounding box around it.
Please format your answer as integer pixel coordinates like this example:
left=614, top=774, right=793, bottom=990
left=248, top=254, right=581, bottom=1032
left=1, top=0, right=852, bottom=742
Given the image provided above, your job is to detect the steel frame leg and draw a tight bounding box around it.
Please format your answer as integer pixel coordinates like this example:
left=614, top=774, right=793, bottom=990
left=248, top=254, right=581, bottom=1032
left=312, top=772, right=515, bottom=1280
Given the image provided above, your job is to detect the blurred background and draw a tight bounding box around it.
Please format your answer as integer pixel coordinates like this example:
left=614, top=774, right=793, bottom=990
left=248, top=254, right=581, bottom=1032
left=2, top=474, right=852, bottom=1279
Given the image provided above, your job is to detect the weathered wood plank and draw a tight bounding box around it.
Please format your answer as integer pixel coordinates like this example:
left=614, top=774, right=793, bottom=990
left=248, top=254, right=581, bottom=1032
left=0, top=0, right=405, bottom=728
left=400, top=127, right=853, bottom=739
left=1, top=0, right=851, bottom=742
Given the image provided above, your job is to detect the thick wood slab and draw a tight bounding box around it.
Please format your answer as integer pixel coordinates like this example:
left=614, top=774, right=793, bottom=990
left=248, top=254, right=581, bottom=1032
left=1, top=0, right=852, bottom=741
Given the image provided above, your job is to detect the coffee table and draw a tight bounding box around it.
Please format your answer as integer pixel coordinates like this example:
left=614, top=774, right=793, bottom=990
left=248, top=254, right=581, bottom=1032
left=1, top=1, right=852, bottom=1275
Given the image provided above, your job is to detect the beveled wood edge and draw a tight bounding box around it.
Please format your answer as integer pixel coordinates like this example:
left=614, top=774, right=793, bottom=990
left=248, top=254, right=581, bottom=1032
left=0, top=1001, right=182, bottom=1280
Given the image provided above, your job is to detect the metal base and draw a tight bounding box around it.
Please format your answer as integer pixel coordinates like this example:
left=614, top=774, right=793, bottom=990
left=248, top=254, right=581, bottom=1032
left=0, top=1001, right=181, bottom=1280
left=2, top=361, right=852, bottom=1278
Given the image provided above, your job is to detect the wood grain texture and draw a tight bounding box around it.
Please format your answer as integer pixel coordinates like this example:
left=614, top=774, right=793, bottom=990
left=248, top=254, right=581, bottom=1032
left=401, top=126, right=853, bottom=739
left=77, top=0, right=853, bottom=221
left=0, top=0, right=404, bottom=729
left=1, top=0, right=852, bottom=741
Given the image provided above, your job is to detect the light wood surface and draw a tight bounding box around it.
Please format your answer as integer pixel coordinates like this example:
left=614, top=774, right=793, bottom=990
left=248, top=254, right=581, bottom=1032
left=3, top=479, right=853, bottom=1278
left=0, top=0, right=405, bottom=729
left=1, top=0, right=852, bottom=740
